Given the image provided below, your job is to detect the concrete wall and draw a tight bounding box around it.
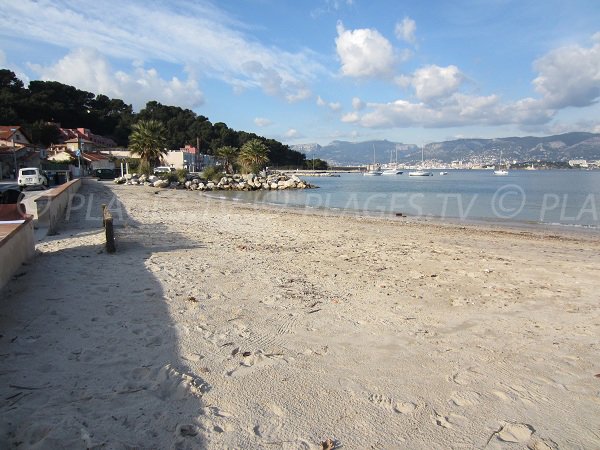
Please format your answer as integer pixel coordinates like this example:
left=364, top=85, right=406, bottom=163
left=35, top=178, right=81, bottom=235
left=0, top=219, right=35, bottom=291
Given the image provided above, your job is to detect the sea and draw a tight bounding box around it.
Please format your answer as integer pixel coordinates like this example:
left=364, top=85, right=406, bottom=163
left=207, top=169, right=600, bottom=230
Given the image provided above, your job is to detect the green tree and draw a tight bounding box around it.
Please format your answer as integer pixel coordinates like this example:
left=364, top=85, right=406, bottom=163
left=28, top=121, right=62, bottom=146
left=216, top=145, right=238, bottom=174
left=238, top=139, right=270, bottom=174
left=128, top=120, right=168, bottom=173
left=0, top=69, right=26, bottom=124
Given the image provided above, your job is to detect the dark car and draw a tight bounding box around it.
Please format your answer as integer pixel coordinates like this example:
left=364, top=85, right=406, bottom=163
left=95, top=168, right=116, bottom=180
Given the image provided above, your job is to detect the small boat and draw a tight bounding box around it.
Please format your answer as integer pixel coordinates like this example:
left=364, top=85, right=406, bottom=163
left=409, top=170, right=433, bottom=177
left=382, top=146, right=403, bottom=175
left=494, top=151, right=509, bottom=176
left=409, top=146, right=433, bottom=176
left=364, top=145, right=383, bottom=176
left=439, top=171, right=448, bottom=175
left=382, top=168, right=403, bottom=175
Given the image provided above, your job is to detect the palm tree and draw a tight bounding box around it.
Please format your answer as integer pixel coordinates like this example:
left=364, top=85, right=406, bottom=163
left=128, top=120, right=168, bottom=173
left=216, top=145, right=238, bottom=174
left=238, top=139, right=269, bottom=174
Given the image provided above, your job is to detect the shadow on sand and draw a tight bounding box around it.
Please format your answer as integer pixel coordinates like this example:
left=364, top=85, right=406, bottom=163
left=0, top=181, right=210, bottom=448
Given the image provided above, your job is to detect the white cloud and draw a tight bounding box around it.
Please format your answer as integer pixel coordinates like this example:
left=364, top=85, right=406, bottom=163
left=1, top=0, right=326, bottom=102
left=329, top=0, right=353, bottom=9
left=285, top=86, right=312, bottom=103
left=335, top=22, right=395, bottom=78
left=316, top=95, right=342, bottom=111
left=352, top=97, right=365, bottom=110
left=29, top=48, right=204, bottom=110
left=254, top=117, right=272, bottom=127
left=395, top=17, right=416, bottom=45
left=410, top=65, right=464, bottom=103
left=341, top=112, right=360, bottom=123
left=532, top=35, right=600, bottom=109
left=284, top=128, right=301, bottom=138
left=351, top=92, right=554, bottom=129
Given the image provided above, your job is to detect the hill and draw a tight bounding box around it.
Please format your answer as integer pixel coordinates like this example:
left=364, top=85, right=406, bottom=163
left=291, top=132, right=600, bottom=165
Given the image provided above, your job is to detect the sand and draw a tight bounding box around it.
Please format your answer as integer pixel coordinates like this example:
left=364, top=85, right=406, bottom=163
left=1, top=180, right=599, bottom=449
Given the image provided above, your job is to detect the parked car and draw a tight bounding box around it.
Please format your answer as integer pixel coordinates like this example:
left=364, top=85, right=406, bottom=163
left=154, top=166, right=175, bottom=175
left=95, top=168, right=116, bottom=180
left=17, top=167, right=48, bottom=190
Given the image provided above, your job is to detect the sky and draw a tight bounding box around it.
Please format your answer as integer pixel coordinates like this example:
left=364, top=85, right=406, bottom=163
left=1, top=0, right=600, bottom=147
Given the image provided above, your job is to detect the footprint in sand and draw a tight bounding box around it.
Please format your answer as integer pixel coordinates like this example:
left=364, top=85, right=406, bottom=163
left=393, top=401, right=417, bottom=415
left=449, top=390, right=481, bottom=407
left=225, top=350, right=284, bottom=377
left=123, top=364, right=209, bottom=400
left=492, top=390, right=512, bottom=402
left=496, top=423, right=534, bottom=443
left=451, top=367, right=481, bottom=386
left=486, top=422, right=545, bottom=449
left=368, top=393, right=417, bottom=415
left=432, top=411, right=452, bottom=429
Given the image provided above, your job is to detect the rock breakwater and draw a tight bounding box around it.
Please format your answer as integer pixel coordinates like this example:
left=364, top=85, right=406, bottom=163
left=113, top=173, right=317, bottom=191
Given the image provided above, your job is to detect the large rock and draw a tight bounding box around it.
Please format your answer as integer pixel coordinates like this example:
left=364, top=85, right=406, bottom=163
left=153, top=179, right=169, bottom=188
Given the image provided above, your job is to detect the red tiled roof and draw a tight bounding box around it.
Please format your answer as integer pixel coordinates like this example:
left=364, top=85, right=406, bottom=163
left=82, top=152, right=108, bottom=162
left=0, top=126, right=20, bottom=140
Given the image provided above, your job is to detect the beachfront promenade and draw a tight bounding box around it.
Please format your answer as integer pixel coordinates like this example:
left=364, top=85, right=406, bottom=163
left=1, top=181, right=599, bottom=448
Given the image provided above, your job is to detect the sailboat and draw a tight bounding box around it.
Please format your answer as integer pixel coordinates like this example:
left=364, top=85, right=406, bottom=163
left=409, top=146, right=433, bottom=177
left=382, top=146, right=403, bottom=175
left=494, top=151, right=509, bottom=176
left=364, top=145, right=383, bottom=176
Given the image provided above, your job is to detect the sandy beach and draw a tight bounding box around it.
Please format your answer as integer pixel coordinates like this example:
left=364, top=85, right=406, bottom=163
left=1, top=180, right=599, bottom=449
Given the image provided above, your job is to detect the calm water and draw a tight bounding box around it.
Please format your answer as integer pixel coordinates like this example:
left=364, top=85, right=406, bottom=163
left=208, top=170, right=600, bottom=229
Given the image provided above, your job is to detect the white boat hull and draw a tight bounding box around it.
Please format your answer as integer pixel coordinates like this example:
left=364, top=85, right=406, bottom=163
left=409, top=171, right=433, bottom=176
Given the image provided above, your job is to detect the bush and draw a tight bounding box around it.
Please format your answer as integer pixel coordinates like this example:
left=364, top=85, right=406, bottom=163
left=162, top=172, right=178, bottom=183
left=202, top=166, right=224, bottom=182
left=175, top=168, right=189, bottom=183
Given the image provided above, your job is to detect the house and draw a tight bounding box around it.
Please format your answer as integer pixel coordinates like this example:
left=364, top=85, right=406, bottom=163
left=58, top=127, right=116, bottom=149
left=0, top=126, right=31, bottom=147
left=47, top=148, right=113, bottom=175
left=0, top=126, right=35, bottom=179
left=162, top=145, right=200, bottom=171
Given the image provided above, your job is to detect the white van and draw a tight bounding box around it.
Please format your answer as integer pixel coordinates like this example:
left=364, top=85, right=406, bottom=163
left=154, top=166, right=175, bottom=175
left=18, top=168, right=48, bottom=189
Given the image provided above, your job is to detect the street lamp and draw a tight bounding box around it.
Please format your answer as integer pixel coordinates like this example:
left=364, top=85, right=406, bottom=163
left=10, top=128, right=17, bottom=179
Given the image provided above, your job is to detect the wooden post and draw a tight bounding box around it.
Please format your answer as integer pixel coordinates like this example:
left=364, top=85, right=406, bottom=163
left=102, top=204, right=115, bottom=253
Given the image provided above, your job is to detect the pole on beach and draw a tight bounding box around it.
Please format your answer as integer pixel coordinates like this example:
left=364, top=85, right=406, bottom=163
left=10, top=128, right=17, bottom=177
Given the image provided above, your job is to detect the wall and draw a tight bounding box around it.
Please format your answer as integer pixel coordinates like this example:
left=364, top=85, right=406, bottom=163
left=35, top=178, right=81, bottom=235
left=0, top=219, right=35, bottom=291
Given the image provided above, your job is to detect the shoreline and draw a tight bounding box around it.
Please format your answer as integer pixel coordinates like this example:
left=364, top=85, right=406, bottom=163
left=200, top=188, right=600, bottom=242
left=1, top=181, right=598, bottom=448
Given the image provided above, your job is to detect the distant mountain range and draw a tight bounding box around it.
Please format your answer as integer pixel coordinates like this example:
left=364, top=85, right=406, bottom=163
left=291, top=132, right=600, bottom=165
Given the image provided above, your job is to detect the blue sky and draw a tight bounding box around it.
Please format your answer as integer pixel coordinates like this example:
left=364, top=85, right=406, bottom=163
left=1, top=0, right=600, bottom=147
